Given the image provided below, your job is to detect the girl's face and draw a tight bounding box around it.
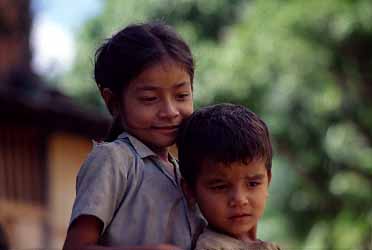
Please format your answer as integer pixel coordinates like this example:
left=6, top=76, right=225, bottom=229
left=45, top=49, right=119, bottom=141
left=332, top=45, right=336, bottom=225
left=121, top=59, right=193, bottom=154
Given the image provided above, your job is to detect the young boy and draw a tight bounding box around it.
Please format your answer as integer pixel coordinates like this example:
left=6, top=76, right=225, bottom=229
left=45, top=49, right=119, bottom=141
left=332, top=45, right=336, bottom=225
left=177, top=103, right=280, bottom=250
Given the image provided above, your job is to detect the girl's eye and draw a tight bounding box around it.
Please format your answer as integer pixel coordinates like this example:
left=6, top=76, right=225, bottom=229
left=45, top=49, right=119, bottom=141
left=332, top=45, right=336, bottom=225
left=139, top=96, right=157, bottom=102
left=176, top=92, right=191, bottom=100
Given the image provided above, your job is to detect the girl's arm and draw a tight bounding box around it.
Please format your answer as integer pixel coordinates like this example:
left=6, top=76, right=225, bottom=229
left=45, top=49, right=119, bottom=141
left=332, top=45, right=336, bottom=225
left=63, top=215, right=182, bottom=250
left=63, top=215, right=102, bottom=250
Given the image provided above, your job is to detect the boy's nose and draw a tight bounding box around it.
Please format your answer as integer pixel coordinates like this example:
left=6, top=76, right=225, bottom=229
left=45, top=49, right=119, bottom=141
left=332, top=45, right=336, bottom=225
left=228, top=187, right=249, bottom=207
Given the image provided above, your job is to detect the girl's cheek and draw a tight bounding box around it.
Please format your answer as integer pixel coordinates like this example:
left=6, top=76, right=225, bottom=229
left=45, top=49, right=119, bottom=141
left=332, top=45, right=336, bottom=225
left=183, top=101, right=194, bottom=116
left=185, top=107, right=193, bottom=117
left=190, top=103, right=194, bottom=113
left=181, top=109, right=193, bottom=120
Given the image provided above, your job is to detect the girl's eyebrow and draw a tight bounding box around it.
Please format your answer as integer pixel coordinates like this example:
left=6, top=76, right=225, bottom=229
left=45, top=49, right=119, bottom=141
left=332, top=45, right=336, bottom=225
left=174, top=82, right=190, bottom=88
left=135, top=82, right=190, bottom=91
left=135, top=85, right=158, bottom=91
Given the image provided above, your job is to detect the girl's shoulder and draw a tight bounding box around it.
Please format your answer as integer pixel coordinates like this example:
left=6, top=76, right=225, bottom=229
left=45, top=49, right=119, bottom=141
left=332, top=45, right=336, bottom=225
left=90, top=137, right=139, bottom=162
left=77, top=138, right=138, bottom=179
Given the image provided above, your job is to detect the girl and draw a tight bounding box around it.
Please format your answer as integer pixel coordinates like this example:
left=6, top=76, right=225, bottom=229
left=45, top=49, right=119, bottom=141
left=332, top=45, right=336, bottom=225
left=63, top=22, right=203, bottom=250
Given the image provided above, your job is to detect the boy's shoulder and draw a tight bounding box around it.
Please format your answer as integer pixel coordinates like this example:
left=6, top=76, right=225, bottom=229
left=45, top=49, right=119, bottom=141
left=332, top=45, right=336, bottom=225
left=195, top=228, right=247, bottom=250
left=247, top=241, right=281, bottom=250
left=195, top=228, right=281, bottom=250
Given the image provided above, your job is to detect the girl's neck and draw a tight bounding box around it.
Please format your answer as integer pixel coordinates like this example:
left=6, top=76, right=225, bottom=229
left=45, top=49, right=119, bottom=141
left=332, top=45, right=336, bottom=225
left=150, top=146, right=170, bottom=162
left=151, top=147, right=175, bottom=174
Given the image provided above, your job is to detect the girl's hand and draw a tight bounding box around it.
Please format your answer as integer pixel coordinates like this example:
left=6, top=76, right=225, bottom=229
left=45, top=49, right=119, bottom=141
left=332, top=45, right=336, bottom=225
left=63, top=216, right=184, bottom=250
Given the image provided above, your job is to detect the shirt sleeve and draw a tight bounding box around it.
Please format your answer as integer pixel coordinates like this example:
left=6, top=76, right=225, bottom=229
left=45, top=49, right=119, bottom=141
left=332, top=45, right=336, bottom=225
left=69, top=142, right=133, bottom=233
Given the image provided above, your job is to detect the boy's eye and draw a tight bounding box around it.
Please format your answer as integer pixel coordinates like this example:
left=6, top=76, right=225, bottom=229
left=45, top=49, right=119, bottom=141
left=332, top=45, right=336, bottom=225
left=210, top=184, right=228, bottom=191
left=247, top=181, right=260, bottom=187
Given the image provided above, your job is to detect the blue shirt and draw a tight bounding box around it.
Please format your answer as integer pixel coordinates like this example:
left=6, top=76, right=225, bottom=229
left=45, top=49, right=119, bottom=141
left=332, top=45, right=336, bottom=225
left=69, top=132, right=203, bottom=249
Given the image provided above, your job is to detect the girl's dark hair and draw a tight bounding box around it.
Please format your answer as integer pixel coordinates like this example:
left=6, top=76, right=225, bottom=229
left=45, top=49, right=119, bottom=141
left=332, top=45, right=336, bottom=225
left=94, top=22, right=194, bottom=141
left=176, top=103, right=273, bottom=186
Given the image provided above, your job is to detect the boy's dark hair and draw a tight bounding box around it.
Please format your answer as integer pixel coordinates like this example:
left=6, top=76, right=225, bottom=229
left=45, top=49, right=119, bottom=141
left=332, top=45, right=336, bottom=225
left=177, top=103, right=272, bottom=186
left=94, top=22, right=194, bottom=141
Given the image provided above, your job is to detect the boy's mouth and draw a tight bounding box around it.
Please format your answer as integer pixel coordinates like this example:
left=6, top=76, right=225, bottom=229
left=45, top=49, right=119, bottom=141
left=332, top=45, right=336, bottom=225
left=228, top=213, right=252, bottom=220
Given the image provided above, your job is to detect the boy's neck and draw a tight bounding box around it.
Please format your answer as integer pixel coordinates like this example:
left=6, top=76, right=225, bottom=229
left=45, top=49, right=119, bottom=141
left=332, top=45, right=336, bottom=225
left=236, top=225, right=257, bottom=243
left=210, top=224, right=257, bottom=243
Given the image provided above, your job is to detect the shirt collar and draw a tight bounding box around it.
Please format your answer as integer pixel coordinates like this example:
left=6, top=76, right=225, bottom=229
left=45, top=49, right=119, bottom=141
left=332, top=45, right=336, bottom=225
left=117, top=132, right=156, bottom=158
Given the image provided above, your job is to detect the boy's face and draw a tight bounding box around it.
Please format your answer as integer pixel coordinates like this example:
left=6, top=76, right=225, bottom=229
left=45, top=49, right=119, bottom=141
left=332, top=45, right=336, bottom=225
left=189, top=159, right=271, bottom=240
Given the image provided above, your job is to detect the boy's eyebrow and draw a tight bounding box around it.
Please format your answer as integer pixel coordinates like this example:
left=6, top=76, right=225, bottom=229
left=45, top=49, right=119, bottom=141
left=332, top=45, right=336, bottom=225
left=135, top=82, right=190, bottom=91
left=135, top=85, right=158, bottom=91
left=245, top=174, right=265, bottom=180
left=205, top=178, right=227, bottom=185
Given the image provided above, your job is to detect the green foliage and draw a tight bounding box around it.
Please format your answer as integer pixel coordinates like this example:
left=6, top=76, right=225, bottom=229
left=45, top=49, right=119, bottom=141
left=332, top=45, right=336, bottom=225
left=62, top=0, right=372, bottom=248
left=60, top=0, right=246, bottom=108
left=198, top=0, right=372, bottom=247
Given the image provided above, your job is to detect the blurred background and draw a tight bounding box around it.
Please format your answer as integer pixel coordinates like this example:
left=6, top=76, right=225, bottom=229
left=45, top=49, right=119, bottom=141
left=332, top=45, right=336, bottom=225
left=0, top=0, right=371, bottom=249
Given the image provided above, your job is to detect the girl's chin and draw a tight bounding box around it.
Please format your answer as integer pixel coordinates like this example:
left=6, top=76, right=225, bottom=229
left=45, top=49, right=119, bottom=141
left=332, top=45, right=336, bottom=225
left=153, top=135, right=177, bottom=147
left=147, top=139, right=175, bottom=152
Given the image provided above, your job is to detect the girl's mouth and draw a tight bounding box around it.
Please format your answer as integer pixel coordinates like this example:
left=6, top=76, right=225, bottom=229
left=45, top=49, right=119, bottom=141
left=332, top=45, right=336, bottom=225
left=152, top=125, right=179, bottom=133
left=152, top=125, right=179, bottom=129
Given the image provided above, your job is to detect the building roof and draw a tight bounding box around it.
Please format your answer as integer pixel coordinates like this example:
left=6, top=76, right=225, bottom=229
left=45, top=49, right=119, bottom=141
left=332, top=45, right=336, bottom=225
left=0, top=69, right=111, bottom=140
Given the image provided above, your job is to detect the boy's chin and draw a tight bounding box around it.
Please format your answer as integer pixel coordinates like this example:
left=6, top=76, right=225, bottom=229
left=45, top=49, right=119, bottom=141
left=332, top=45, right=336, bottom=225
left=218, top=225, right=257, bottom=241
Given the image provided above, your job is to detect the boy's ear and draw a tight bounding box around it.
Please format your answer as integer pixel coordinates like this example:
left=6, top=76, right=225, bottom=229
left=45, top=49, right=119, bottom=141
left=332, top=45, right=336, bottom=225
left=266, top=170, right=272, bottom=199
left=181, top=178, right=196, bottom=208
left=248, top=224, right=257, bottom=240
left=267, top=169, right=272, bottom=185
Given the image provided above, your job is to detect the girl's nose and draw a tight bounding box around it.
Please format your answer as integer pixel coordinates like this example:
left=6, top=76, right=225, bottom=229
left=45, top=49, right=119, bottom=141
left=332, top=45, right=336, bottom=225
left=159, top=99, right=180, bottom=119
left=228, top=187, right=249, bottom=207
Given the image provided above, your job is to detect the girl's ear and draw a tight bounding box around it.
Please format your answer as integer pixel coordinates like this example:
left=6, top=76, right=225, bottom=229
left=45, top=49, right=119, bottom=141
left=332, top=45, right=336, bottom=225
left=102, top=88, right=113, bottom=106
left=181, top=178, right=197, bottom=208
left=102, top=88, right=119, bottom=115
